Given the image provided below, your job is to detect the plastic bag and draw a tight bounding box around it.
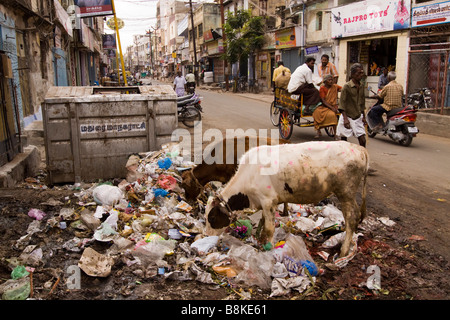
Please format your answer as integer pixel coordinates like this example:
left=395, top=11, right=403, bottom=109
left=132, top=239, right=176, bottom=267
left=157, top=174, right=177, bottom=190
left=28, top=208, right=46, bottom=220
left=234, top=250, right=275, bottom=289
left=0, top=277, right=30, bottom=300
left=11, top=266, right=29, bottom=280
left=92, top=185, right=124, bottom=206
left=320, top=204, right=345, bottom=229
left=191, top=236, right=219, bottom=255
left=154, top=188, right=169, bottom=198
left=274, top=234, right=318, bottom=277
left=157, top=157, right=172, bottom=170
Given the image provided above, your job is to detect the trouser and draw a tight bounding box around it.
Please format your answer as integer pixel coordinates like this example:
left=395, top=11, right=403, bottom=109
left=293, top=83, right=321, bottom=105
left=370, top=104, right=388, bottom=126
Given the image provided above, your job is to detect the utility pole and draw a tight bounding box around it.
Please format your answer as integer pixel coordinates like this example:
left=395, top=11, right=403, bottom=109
left=189, top=0, right=199, bottom=86
left=220, top=0, right=229, bottom=91
left=111, top=0, right=127, bottom=86
left=147, top=29, right=153, bottom=76
left=152, top=26, right=158, bottom=79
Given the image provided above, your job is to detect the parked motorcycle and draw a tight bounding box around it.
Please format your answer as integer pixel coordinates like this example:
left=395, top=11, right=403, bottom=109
left=177, top=92, right=203, bottom=112
left=366, top=90, right=419, bottom=147
left=407, top=88, right=434, bottom=109
left=177, top=93, right=202, bottom=127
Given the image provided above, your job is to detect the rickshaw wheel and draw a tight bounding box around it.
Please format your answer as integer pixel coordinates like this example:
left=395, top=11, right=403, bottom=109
left=270, top=101, right=280, bottom=126
left=324, top=125, right=336, bottom=137
left=279, top=109, right=293, bottom=140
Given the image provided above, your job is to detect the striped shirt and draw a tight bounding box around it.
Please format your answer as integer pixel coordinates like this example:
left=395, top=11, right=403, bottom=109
left=379, top=80, right=404, bottom=111
left=318, top=62, right=338, bottom=79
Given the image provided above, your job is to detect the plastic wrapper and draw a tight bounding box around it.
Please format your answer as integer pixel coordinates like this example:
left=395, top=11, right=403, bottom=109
left=132, top=239, right=177, bottom=267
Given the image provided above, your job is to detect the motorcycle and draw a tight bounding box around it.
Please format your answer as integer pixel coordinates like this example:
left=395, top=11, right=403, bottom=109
left=177, top=93, right=203, bottom=127
left=366, top=89, right=419, bottom=147
left=177, top=92, right=203, bottom=112
left=407, top=88, right=434, bottom=109
left=186, top=82, right=196, bottom=94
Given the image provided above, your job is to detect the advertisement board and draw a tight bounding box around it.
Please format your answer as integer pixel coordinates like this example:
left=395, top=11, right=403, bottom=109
left=412, top=1, right=450, bottom=27
left=74, top=0, right=113, bottom=18
left=331, top=0, right=411, bottom=38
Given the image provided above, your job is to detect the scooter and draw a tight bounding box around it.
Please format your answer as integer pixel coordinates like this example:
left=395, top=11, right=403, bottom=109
left=177, top=92, right=203, bottom=112
left=177, top=93, right=203, bottom=127
left=366, top=88, right=419, bottom=147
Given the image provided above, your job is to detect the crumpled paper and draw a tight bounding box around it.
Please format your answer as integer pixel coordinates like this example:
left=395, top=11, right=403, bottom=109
left=78, top=247, right=114, bottom=277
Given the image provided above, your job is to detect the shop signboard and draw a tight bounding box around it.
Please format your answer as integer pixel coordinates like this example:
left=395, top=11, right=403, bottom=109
left=331, top=0, right=411, bottom=38
left=74, top=0, right=113, bottom=18
left=305, top=46, right=319, bottom=55
left=102, top=34, right=116, bottom=49
left=275, top=27, right=303, bottom=49
left=412, top=1, right=450, bottom=28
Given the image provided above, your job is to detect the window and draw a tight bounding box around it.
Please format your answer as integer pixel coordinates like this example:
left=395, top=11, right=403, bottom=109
left=198, top=23, right=203, bottom=38
left=316, top=12, right=323, bottom=31
left=259, top=0, right=268, bottom=16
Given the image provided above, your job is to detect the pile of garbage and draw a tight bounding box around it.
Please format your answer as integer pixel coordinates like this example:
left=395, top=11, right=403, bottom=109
left=0, top=143, right=381, bottom=300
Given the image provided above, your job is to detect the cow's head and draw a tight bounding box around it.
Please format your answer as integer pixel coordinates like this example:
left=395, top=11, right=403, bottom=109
left=206, top=197, right=231, bottom=229
left=181, top=169, right=202, bottom=200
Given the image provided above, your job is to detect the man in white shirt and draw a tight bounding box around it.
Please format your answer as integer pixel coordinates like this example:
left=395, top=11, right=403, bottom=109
left=173, top=71, right=186, bottom=96
left=287, top=57, right=321, bottom=108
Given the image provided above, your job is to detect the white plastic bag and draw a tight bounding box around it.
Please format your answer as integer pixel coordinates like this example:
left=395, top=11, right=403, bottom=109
left=92, top=185, right=124, bottom=206
left=191, top=236, right=219, bottom=255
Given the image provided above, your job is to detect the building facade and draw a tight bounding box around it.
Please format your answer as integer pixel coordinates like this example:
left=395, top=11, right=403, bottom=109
left=0, top=0, right=105, bottom=166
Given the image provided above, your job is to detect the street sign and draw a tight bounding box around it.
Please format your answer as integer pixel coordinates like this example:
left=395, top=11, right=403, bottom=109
left=106, top=17, right=124, bottom=30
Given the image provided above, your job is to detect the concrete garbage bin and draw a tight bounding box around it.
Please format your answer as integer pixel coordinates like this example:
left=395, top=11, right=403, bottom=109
left=43, top=85, right=177, bottom=184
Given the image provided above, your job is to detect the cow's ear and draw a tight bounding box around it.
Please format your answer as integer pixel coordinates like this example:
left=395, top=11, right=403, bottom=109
left=207, top=205, right=230, bottom=229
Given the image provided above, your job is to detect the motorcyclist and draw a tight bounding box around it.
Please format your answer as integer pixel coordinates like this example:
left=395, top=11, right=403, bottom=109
left=370, top=71, right=404, bottom=131
left=185, top=70, right=196, bottom=93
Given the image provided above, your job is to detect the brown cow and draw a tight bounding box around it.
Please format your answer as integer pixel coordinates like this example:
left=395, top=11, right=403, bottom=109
left=181, top=136, right=288, bottom=201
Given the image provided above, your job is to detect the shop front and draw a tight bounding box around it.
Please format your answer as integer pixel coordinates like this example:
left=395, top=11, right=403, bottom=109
left=276, top=26, right=304, bottom=72
left=205, top=38, right=224, bottom=83
left=409, top=1, right=450, bottom=112
left=332, top=0, right=411, bottom=96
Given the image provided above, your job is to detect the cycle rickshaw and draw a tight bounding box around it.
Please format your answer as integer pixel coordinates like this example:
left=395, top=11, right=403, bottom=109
left=270, top=88, right=340, bottom=140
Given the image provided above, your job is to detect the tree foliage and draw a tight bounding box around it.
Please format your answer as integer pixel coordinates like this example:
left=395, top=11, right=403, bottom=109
left=222, top=10, right=265, bottom=66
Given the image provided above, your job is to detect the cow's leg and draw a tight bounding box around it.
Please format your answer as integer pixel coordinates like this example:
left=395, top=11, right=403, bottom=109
left=340, top=198, right=360, bottom=257
left=259, top=201, right=276, bottom=246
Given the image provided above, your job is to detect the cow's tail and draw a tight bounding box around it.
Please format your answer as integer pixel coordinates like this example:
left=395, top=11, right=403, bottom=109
left=360, top=150, right=369, bottom=222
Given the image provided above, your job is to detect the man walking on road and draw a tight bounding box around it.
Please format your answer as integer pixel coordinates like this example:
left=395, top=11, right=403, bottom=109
left=173, top=71, right=186, bottom=96
left=336, top=63, right=367, bottom=147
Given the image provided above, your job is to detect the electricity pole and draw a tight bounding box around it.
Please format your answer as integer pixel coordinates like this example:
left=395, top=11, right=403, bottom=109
left=220, top=0, right=229, bottom=91
left=189, top=0, right=199, bottom=86
left=147, top=29, right=153, bottom=76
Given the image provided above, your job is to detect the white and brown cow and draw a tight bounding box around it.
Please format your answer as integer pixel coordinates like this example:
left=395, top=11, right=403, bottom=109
left=205, top=141, right=369, bottom=257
